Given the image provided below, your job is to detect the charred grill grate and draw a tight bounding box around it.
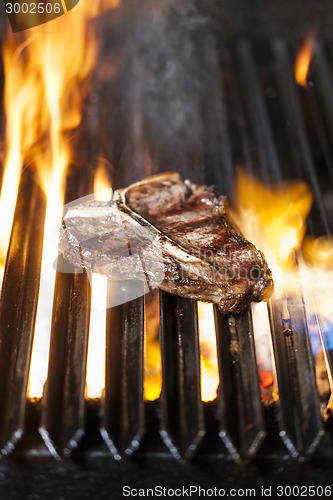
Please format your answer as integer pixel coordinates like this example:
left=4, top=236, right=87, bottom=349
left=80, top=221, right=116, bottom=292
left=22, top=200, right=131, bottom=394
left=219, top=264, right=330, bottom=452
left=1, top=36, right=333, bottom=494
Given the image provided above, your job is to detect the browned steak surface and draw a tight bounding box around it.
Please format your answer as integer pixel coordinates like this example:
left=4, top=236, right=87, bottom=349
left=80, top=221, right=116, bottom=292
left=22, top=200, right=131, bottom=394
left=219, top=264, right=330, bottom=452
left=122, top=172, right=273, bottom=312
left=59, top=172, right=273, bottom=313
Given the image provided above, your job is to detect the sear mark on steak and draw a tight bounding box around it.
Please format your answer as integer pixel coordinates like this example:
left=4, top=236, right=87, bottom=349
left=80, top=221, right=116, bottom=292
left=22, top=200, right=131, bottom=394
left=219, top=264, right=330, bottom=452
left=59, top=172, right=274, bottom=313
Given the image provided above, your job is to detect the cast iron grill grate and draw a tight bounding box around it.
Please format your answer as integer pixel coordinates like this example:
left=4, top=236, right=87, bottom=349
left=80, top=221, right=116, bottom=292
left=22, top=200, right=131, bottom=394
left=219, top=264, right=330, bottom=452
left=0, top=38, right=333, bottom=472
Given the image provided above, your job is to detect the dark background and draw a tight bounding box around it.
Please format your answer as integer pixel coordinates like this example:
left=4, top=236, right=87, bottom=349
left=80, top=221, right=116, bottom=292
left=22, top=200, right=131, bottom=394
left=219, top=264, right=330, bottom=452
left=0, top=0, right=332, bottom=39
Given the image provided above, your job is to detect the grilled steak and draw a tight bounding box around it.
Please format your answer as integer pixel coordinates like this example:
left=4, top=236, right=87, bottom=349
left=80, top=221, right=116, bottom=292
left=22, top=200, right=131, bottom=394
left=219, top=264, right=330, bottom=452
left=59, top=172, right=273, bottom=313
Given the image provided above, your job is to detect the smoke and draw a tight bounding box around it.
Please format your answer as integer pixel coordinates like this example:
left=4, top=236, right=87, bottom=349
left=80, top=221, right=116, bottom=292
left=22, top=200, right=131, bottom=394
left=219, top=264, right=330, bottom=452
left=94, top=0, right=229, bottom=188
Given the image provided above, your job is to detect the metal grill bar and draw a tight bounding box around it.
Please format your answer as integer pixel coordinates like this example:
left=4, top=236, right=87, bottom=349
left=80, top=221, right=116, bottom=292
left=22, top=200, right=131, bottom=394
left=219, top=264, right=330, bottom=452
left=311, top=43, right=333, bottom=178
left=39, top=165, right=93, bottom=458
left=294, top=46, right=333, bottom=187
left=159, top=291, right=205, bottom=460
left=230, top=39, right=330, bottom=458
left=270, top=41, right=333, bottom=456
left=286, top=296, right=325, bottom=452
left=0, top=168, right=46, bottom=454
left=214, top=308, right=265, bottom=462
left=101, top=285, right=145, bottom=459
left=268, top=297, right=324, bottom=457
left=207, top=44, right=271, bottom=462
left=204, top=69, right=233, bottom=194
left=235, top=41, right=282, bottom=185
left=316, top=311, right=333, bottom=421
left=272, top=39, right=331, bottom=235
left=220, top=51, right=253, bottom=183
left=298, top=41, right=333, bottom=433
left=40, top=259, right=91, bottom=458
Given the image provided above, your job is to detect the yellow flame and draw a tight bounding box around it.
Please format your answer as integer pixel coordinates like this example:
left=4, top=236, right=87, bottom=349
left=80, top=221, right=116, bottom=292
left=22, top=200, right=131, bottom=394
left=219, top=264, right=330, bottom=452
left=144, top=338, right=162, bottom=401
left=303, top=236, right=333, bottom=269
left=23, top=1, right=120, bottom=398
left=234, top=170, right=312, bottom=292
left=295, top=35, right=315, bottom=87
left=297, top=249, right=333, bottom=416
left=144, top=289, right=162, bottom=401
left=198, top=302, right=219, bottom=402
left=235, top=170, right=333, bottom=409
left=251, top=303, right=278, bottom=403
left=0, top=38, right=45, bottom=285
left=299, top=239, right=333, bottom=320
left=85, top=165, right=112, bottom=399
left=94, top=160, right=113, bottom=201
left=27, top=170, right=64, bottom=398
left=86, top=273, right=108, bottom=399
left=144, top=299, right=220, bottom=402
left=234, top=170, right=311, bottom=396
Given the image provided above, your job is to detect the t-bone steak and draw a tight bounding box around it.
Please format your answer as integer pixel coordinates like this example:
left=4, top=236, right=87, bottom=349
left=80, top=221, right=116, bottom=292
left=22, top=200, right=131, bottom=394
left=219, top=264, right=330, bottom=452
left=59, top=172, right=274, bottom=313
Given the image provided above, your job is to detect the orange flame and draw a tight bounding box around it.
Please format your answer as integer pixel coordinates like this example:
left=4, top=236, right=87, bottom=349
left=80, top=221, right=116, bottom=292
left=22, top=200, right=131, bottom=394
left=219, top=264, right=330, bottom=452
left=144, top=289, right=162, bottom=401
left=295, top=34, right=316, bottom=87
left=16, top=1, right=120, bottom=398
left=143, top=298, right=220, bottom=402
left=0, top=37, right=46, bottom=285
left=94, top=159, right=113, bottom=201
left=234, top=171, right=312, bottom=401
left=303, top=236, right=333, bottom=269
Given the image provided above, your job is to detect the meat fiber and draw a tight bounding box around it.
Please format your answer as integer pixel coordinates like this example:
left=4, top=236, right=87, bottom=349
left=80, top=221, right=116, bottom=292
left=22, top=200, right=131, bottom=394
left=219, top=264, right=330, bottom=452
left=59, top=172, right=273, bottom=313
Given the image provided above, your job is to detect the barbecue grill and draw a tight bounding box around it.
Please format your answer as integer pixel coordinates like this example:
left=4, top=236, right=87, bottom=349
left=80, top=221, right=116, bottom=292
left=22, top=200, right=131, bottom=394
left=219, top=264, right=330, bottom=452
left=0, top=0, right=333, bottom=498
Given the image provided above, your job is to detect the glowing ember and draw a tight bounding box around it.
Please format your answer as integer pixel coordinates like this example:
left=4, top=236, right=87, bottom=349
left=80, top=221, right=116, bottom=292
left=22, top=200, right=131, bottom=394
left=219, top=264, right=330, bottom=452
left=295, top=34, right=316, bottom=87
left=198, top=302, right=219, bottom=402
